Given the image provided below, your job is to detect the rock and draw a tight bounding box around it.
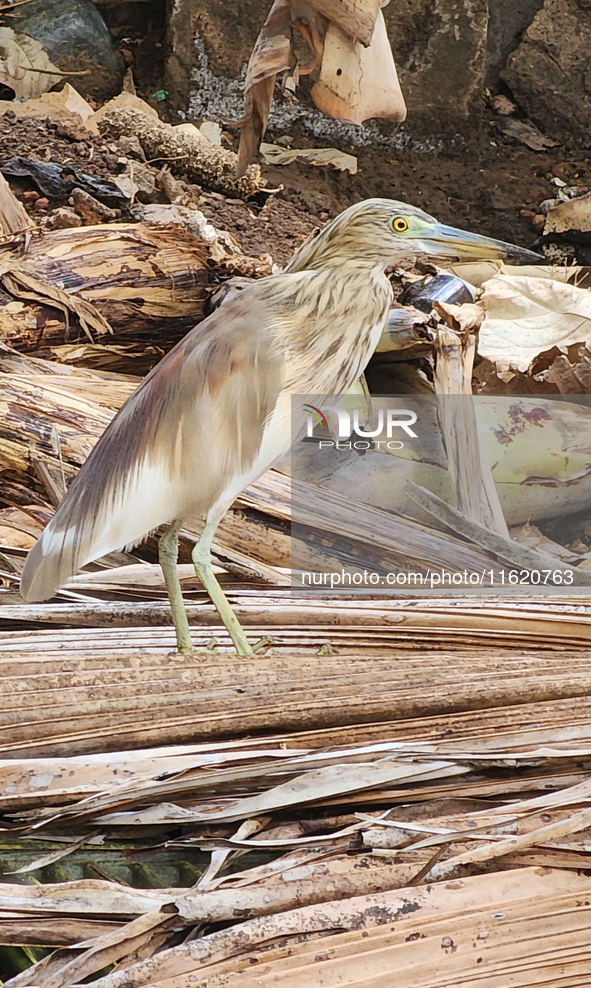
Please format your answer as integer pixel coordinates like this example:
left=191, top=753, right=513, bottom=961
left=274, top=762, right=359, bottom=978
left=13, top=0, right=125, bottom=100
left=532, top=213, right=546, bottom=230
left=485, top=0, right=545, bottom=85
left=47, top=207, right=83, bottom=229
left=71, top=188, right=121, bottom=224
left=501, top=0, right=591, bottom=142
left=33, top=198, right=49, bottom=211
left=385, top=0, right=489, bottom=118
left=22, top=190, right=39, bottom=203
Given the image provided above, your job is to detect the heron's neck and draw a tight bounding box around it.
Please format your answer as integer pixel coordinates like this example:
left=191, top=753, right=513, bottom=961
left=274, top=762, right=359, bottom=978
left=286, top=228, right=398, bottom=275
left=281, top=264, right=393, bottom=338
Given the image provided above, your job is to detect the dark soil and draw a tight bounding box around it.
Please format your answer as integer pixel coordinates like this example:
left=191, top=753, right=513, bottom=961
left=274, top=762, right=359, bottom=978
left=186, top=112, right=591, bottom=262
left=199, top=194, right=319, bottom=267
left=253, top=117, right=591, bottom=250
left=0, top=114, right=134, bottom=202
left=1, top=103, right=590, bottom=268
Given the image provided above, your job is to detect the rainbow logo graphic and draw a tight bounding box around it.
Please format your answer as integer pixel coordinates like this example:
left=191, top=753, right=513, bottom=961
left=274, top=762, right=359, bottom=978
left=303, top=404, right=330, bottom=431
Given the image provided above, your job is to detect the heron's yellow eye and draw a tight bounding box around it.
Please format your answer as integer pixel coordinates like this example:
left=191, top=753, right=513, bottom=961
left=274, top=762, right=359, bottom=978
left=390, top=216, right=409, bottom=233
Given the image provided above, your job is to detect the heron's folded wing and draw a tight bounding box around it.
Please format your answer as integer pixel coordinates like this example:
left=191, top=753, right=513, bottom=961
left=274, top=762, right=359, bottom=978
left=20, top=292, right=286, bottom=601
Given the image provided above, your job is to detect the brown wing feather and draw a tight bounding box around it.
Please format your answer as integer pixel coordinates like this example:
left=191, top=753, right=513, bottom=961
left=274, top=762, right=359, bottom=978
left=20, top=289, right=286, bottom=601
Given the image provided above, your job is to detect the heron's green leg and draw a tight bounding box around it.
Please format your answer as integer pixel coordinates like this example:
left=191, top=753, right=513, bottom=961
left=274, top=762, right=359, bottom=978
left=192, top=520, right=254, bottom=656
left=159, top=522, right=193, bottom=654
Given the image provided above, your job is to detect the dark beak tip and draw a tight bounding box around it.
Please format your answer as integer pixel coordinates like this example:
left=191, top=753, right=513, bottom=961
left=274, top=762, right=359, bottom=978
left=506, top=246, right=546, bottom=264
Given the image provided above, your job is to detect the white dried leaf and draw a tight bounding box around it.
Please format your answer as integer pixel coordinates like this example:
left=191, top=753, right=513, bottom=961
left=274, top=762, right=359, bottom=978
left=479, top=274, right=591, bottom=373
left=259, top=142, right=358, bottom=173
left=0, top=28, right=63, bottom=100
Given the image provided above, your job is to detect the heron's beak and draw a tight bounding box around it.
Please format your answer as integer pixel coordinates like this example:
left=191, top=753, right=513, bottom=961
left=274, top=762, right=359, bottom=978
left=420, top=223, right=543, bottom=264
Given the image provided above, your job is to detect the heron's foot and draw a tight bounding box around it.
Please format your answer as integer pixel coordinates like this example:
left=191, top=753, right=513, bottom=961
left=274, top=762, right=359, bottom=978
left=174, top=637, right=223, bottom=656
left=317, top=642, right=337, bottom=655
left=252, top=636, right=274, bottom=654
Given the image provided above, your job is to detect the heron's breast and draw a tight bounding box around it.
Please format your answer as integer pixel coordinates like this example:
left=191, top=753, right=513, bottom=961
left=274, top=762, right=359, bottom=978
left=305, top=313, right=388, bottom=395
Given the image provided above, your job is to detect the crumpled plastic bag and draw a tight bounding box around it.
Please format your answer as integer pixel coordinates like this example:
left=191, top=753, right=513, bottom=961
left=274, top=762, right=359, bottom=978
left=1, top=157, right=128, bottom=208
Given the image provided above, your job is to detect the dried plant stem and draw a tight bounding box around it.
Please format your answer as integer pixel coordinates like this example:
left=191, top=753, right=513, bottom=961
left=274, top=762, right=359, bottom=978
left=404, top=480, right=591, bottom=584
left=434, top=325, right=508, bottom=536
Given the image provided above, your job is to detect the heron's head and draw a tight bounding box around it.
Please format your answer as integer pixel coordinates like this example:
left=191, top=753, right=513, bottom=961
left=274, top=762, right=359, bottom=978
left=288, top=198, right=542, bottom=272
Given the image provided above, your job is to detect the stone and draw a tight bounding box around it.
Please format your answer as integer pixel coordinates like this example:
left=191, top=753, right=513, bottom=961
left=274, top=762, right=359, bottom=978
left=485, top=0, right=545, bottom=85
left=385, top=0, right=488, bottom=119
left=71, top=188, right=120, bottom=224
left=501, top=0, right=591, bottom=142
left=13, top=0, right=125, bottom=100
left=47, top=207, right=83, bottom=229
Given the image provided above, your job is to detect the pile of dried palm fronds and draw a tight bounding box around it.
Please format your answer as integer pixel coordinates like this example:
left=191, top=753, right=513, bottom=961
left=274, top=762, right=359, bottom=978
left=3, top=87, right=591, bottom=988
left=4, top=692, right=591, bottom=985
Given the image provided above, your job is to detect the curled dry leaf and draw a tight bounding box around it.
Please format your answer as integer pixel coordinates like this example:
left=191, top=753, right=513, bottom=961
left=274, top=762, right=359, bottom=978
left=238, top=1, right=404, bottom=173
left=433, top=300, right=484, bottom=333
left=479, top=274, right=591, bottom=373
left=311, top=10, right=405, bottom=125
left=0, top=28, right=62, bottom=100
left=544, top=191, right=591, bottom=234
left=0, top=82, right=93, bottom=125
left=495, top=116, right=560, bottom=152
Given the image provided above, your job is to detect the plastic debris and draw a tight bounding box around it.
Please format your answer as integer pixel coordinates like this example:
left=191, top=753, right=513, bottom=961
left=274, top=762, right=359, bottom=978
left=399, top=274, right=474, bottom=313
left=0, top=156, right=129, bottom=207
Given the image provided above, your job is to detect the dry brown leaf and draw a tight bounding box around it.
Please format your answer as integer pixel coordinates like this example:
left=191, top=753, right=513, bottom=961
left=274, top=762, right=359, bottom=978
left=479, top=274, right=591, bottom=372
left=496, top=116, right=560, bottom=151
left=544, top=191, right=591, bottom=234
left=259, top=143, right=357, bottom=172
left=87, top=868, right=591, bottom=988
left=238, top=1, right=403, bottom=172
left=311, top=10, right=406, bottom=125
left=0, top=83, right=93, bottom=126
left=0, top=28, right=62, bottom=100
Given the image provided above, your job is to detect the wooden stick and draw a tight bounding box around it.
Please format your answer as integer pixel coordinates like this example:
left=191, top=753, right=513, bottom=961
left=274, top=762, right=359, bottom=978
left=404, top=480, right=591, bottom=585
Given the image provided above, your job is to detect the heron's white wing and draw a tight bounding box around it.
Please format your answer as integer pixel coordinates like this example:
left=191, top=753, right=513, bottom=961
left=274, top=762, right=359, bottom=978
left=21, top=290, right=286, bottom=601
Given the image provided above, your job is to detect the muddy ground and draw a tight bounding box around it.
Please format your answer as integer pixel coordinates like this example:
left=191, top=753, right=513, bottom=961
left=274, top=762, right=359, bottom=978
left=1, top=108, right=589, bottom=267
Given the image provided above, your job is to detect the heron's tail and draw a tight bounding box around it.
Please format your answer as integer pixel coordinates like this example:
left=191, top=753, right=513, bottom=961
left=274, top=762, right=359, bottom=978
left=20, top=448, right=180, bottom=602
left=21, top=531, right=67, bottom=602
